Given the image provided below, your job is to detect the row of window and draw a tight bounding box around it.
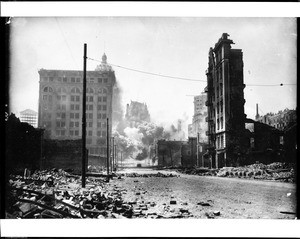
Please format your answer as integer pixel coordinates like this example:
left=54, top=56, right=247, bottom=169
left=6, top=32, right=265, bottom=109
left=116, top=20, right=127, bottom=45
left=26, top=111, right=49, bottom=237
left=41, top=76, right=109, bottom=84
left=43, top=86, right=108, bottom=94
left=43, top=94, right=108, bottom=103
left=56, top=129, right=107, bottom=138
left=216, top=135, right=224, bottom=149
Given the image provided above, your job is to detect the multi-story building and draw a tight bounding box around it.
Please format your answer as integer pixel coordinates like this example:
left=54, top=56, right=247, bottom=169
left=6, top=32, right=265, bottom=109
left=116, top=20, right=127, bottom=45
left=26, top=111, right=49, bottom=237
left=205, top=33, right=246, bottom=168
left=190, top=93, right=208, bottom=142
left=255, top=104, right=297, bottom=131
left=38, top=53, right=115, bottom=157
left=125, top=101, right=150, bottom=128
left=20, top=109, right=38, bottom=128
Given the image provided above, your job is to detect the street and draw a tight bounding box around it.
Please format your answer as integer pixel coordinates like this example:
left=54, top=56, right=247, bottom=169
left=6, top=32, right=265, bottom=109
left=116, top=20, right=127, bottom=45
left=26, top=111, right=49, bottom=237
left=106, top=167, right=296, bottom=219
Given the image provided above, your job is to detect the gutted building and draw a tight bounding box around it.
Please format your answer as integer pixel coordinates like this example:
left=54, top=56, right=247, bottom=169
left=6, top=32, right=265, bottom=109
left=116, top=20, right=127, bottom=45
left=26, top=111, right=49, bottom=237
left=19, top=109, right=38, bottom=128
left=38, top=53, right=115, bottom=157
left=205, top=33, right=246, bottom=168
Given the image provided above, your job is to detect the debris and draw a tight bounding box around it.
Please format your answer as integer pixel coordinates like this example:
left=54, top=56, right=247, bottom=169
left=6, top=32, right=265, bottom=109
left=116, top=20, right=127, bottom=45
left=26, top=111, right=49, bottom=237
left=213, top=211, right=220, bottom=216
left=170, top=200, right=177, bottom=205
left=197, top=202, right=211, bottom=206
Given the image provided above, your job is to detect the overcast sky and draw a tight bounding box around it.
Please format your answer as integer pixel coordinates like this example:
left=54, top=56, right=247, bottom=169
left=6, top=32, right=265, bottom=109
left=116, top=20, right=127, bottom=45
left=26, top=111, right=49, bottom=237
left=9, top=17, right=297, bottom=128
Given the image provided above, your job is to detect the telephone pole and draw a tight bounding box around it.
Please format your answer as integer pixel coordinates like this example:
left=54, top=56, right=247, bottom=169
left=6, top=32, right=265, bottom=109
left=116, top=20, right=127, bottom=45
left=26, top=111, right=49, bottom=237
left=81, top=43, right=87, bottom=188
left=106, top=117, right=110, bottom=182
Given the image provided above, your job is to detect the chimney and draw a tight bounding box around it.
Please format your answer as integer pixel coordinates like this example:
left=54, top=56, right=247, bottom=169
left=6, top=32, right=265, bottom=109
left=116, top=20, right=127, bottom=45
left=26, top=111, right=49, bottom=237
left=255, top=103, right=260, bottom=121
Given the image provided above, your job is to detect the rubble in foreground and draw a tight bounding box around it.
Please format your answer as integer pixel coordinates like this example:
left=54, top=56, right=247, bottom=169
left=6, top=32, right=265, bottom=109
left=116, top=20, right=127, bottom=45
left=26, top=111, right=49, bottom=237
left=5, top=168, right=181, bottom=219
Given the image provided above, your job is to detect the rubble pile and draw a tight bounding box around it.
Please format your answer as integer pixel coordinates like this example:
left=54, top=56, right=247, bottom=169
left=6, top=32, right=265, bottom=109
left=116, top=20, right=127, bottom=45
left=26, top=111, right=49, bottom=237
left=177, top=162, right=295, bottom=183
left=216, top=162, right=295, bottom=182
left=119, top=172, right=180, bottom=178
left=6, top=169, right=137, bottom=219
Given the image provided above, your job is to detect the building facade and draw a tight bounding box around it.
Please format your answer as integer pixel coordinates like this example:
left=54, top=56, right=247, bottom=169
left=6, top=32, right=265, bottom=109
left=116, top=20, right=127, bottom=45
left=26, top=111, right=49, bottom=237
left=190, top=93, right=208, bottom=142
left=255, top=105, right=297, bottom=131
left=20, top=109, right=38, bottom=128
left=205, top=33, right=246, bottom=168
left=38, top=53, right=115, bottom=157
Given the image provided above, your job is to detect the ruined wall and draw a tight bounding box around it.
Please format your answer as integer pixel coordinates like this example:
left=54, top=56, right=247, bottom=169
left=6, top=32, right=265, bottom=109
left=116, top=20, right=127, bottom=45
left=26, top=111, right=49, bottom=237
left=42, top=139, right=83, bottom=172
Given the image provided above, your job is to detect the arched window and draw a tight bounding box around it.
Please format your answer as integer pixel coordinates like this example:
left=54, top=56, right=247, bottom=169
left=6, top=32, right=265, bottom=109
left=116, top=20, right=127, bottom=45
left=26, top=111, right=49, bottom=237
left=71, top=87, right=81, bottom=93
left=98, top=88, right=107, bottom=94
left=87, top=88, right=94, bottom=94
left=43, top=86, right=53, bottom=92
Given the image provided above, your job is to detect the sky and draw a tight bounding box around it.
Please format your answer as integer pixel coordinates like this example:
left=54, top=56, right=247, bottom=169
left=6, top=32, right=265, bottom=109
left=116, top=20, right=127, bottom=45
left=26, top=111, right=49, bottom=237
left=9, top=17, right=297, bottom=131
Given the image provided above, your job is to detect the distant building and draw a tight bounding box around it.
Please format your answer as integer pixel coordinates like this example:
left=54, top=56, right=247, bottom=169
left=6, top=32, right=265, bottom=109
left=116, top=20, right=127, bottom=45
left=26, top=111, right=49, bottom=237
left=255, top=104, right=297, bottom=131
left=20, top=109, right=38, bottom=128
left=205, top=33, right=246, bottom=168
left=125, top=100, right=150, bottom=127
left=157, top=137, right=205, bottom=167
left=189, top=93, right=208, bottom=142
left=38, top=53, right=115, bottom=157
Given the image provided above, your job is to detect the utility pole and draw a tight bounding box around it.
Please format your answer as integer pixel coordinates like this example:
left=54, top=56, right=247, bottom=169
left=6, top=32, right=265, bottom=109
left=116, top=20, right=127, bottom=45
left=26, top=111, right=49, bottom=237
left=106, top=117, right=110, bottom=182
left=196, top=132, right=199, bottom=167
left=81, top=43, right=87, bottom=188
left=112, top=137, right=114, bottom=172
left=121, top=151, right=123, bottom=168
left=114, top=145, right=117, bottom=171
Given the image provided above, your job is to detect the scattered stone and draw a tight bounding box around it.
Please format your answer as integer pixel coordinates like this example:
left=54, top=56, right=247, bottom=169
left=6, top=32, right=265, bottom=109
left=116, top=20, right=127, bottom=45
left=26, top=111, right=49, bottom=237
left=197, top=202, right=211, bottom=206
left=170, top=200, right=177, bottom=205
left=213, top=211, right=220, bottom=216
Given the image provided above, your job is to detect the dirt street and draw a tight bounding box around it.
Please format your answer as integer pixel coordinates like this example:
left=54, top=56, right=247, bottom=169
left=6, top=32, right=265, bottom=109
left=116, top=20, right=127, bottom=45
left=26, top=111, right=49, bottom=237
left=107, top=168, right=297, bottom=219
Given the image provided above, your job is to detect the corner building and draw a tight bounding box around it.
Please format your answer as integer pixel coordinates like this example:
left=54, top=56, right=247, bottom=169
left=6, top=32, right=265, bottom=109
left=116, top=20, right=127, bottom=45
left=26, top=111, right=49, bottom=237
left=205, top=33, right=246, bottom=168
left=38, top=53, right=115, bottom=157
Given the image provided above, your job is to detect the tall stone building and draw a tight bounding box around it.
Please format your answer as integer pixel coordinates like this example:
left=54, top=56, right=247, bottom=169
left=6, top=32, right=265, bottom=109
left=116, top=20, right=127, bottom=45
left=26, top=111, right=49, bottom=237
left=205, top=33, right=246, bottom=168
left=20, top=109, right=38, bottom=128
left=125, top=101, right=150, bottom=127
left=38, top=53, right=115, bottom=157
left=189, top=93, right=208, bottom=142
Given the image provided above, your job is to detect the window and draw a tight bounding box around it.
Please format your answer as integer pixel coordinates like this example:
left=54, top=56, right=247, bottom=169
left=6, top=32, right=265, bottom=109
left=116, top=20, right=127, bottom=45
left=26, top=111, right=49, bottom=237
left=103, top=96, right=107, bottom=102
left=88, top=122, right=93, bottom=127
left=87, top=96, right=93, bottom=102
left=49, top=77, right=54, bottom=82
left=87, top=88, right=94, bottom=94
left=71, top=77, right=75, bottom=83
left=71, top=87, right=81, bottom=93
left=71, top=96, right=75, bottom=102
left=102, top=131, right=107, bottom=137
left=104, top=78, right=108, bottom=83
left=97, top=131, right=101, bottom=137
left=75, top=113, right=80, bottom=119
left=75, top=130, right=79, bottom=136
left=102, top=105, right=107, bottom=111
left=63, top=77, right=68, bottom=82
left=75, top=122, right=79, bottom=127
left=102, top=114, right=106, bottom=119
left=76, top=78, right=81, bottom=83
left=43, top=95, right=48, bottom=101
left=70, top=130, right=74, bottom=136
left=71, top=104, right=75, bottom=110
left=97, top=113, right=101, bottom=119
left=90, top=78, right=94, bottom=83
left=70, top=113, right=74, bottom=119
left=97, top=105, right=102, bottom=110
left=75, top=104, right=80, bottom=110
left=98, top=96, right=102, bottom=102
left=70, top=121, right=74, bottom=127
left=58, top=77, right=62, bottom=82
left=98, top=78, right=102, bottom=83
left=76, top=96, right=80, bottom=102
left=250, top=137, right=255, bottom=148
left=43, top=86, right=53, bottom=92
left=88, top=131, right=92, bottom=136
left=87, top=105, right=93, bottom=111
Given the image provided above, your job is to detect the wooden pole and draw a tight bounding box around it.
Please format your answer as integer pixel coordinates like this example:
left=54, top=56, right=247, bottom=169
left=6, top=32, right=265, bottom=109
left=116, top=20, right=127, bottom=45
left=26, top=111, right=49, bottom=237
left=106, top=117, right=110, bottom=182
left=81, top=43, right=87, bottom=188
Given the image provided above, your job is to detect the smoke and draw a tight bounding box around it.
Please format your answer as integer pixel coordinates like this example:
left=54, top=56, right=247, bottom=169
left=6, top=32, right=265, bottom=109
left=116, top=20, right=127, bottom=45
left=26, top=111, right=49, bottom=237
left=112, top=82, right=189, bottom=163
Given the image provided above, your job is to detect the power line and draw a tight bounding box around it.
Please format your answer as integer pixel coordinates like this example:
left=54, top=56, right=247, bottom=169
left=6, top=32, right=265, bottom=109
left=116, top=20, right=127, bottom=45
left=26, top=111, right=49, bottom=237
left=246, top=83, right=296, bottom=87
left=55, top=18, right=79, bottom=69
left=87, top=57, right=206, bottom=82
left=87, top=56, right=296, bottom=87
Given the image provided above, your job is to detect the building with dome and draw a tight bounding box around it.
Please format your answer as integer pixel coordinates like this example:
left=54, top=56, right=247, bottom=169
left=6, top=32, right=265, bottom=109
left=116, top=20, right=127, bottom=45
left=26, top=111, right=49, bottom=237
left=38, top=53, right=115, bottom=157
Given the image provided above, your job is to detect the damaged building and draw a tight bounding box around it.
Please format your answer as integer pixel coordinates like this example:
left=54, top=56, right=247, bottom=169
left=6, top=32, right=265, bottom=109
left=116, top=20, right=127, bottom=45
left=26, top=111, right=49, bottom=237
left=125, top=101, right=150, bottom=128
left=38, top=53, right=115, bottom=161
left=205, top=33, right=247, bottom=168
left=157, top=137, right=208, bottom=167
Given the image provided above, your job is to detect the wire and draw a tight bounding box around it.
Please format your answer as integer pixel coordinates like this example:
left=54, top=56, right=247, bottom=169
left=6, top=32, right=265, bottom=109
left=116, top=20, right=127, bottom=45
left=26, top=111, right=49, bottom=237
left=246, top=83, right=296, bottom=87
left=87, top=57, right=206, bottom=82
left=55, top=18, right=79, bottom=69
left=87, top=56, right=296, bottom=86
